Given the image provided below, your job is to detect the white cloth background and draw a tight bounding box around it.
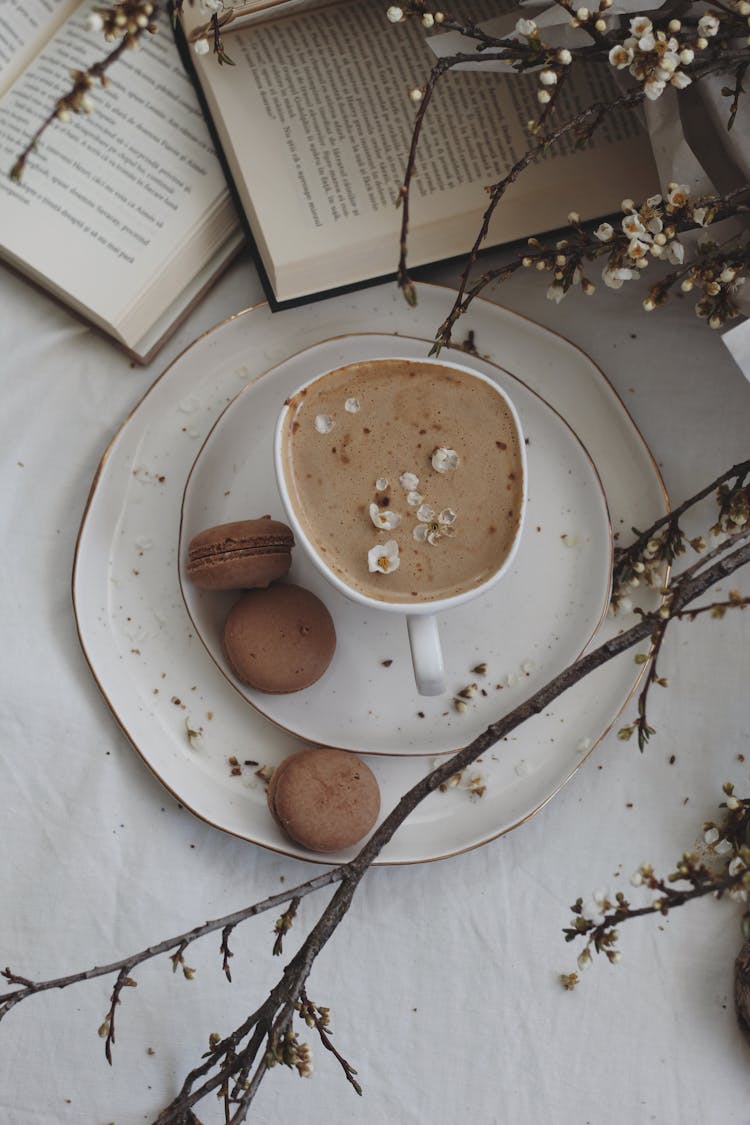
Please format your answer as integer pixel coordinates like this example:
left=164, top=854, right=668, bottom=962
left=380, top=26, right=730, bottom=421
left=1, top=242, right=749, bottom=1124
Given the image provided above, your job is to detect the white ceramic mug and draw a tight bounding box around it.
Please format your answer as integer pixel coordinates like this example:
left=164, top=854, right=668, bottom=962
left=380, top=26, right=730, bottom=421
left=273, top=357, right=527, bottom=696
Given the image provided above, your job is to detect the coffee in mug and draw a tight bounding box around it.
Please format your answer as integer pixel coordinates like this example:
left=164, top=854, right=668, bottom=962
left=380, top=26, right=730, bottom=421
left=278, top=358, right=524, bottom=605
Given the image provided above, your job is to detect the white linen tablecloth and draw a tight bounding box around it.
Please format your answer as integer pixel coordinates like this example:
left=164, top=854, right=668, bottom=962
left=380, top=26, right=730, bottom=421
left=1, top=245, right=749, bottom=1125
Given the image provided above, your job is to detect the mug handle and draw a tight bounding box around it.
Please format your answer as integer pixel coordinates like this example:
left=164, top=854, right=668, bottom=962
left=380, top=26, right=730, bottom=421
left=407, top=614, right=446, bottom=696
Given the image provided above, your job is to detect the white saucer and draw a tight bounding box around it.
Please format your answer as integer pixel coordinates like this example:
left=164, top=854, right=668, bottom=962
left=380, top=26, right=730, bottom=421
left=179, top=335, right=613, bottom=755
left=73, top=283, right=668, bottom=864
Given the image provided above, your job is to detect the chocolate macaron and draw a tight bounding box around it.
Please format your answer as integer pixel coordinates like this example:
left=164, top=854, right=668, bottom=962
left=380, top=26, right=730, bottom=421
left=267, top=747, right=380, bottom=852
left=223, top=583, right=336, bottom=693
left=187, top=517, right=293, bottom=590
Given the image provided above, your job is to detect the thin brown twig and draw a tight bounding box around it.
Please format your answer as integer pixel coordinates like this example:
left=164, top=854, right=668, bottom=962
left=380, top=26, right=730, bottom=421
left=134, top=532, right=750, bottom=1121
left=9, top=8, right=159, bottom=182
left=613, top=458, right=750, bottom=586
left=3, top=468, right=750, bottom=1121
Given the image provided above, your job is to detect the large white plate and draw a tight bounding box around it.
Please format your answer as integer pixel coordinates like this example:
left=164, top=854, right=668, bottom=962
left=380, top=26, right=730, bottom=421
left=73, top=283, right=667, bottom=865
left=179, top=335, right=613, bottom=755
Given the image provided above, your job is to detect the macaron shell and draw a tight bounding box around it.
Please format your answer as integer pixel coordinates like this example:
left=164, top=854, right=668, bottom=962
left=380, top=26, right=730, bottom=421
left=267, top=747, right=380, bottom=853
left=223, top=583, right=336, bottom=693
left=187, top=518, right=294, bottom=590
left=188, top=548, right=291, bottom=591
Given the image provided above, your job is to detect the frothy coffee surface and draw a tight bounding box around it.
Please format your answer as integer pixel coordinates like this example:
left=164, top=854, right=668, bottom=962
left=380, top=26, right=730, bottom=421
left=280, top=359, right=524, bottom=604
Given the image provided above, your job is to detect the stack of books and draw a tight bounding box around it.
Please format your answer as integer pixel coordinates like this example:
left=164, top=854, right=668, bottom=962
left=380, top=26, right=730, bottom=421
left=0, top=0, right=656, bottom=361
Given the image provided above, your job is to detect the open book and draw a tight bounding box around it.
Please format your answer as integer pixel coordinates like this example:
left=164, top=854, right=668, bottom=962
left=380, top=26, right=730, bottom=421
left=176, top=0, right=658, bottom=307
left=0, top=0, right=242, bottom=363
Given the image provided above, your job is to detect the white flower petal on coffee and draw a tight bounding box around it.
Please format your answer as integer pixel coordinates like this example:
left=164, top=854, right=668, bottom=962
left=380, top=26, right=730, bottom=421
left=314, top=414, right=334, bottom=434
left=432, top=447, right=459, bottom=473
left=345, top=397, right=361, bottom=413
left=368, top=539, right=400, bottom=573
left=369, top=502, right=401, bottom=531
left=415, top=504, right=458, bottom=545
left=399, top=471, right=419, bottom=490
left=406, top=490, right=423, bottom=506
left=375, top=477, right=388, bottom=491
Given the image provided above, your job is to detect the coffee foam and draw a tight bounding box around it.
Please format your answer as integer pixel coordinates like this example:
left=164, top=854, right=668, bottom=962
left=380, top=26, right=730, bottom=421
left=281, top=359, right=524, bottom=604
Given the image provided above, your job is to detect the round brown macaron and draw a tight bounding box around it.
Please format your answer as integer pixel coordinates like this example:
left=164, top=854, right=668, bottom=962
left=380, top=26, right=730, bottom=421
left=186, top=517, right=294, bottom=590
left=223, top=583, right=336, bottom=693
left=267, top=747, right=380, bottom=852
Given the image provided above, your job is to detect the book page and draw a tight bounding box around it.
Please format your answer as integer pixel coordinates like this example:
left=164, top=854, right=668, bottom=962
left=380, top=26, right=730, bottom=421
left=0, top=0, right=79, bottom=95
left=0, top=2, right=233, bottom=330
left=180, top=0, right=332, bottom=41
left=193, top=0, right=656, bottom=298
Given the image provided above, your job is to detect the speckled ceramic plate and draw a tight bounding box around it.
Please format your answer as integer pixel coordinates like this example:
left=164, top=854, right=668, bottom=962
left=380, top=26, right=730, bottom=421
left=73, top=282, right=667, bottom=865
left=178, top=335, right=612, bottom=755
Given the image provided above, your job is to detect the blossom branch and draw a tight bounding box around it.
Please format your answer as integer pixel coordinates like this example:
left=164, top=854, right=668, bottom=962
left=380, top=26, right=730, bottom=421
left=9, top=2, right=159, bottom=182
left=563, top=789, right=750, bottom=981
left=2, top=462, right=750, bottom=1120
left=391, top=2, right=750, bottom=339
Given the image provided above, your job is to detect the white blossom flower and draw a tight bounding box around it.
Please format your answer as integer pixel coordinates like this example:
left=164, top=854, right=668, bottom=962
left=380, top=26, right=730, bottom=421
left=729, top=856, right=746, bottom=876
left=515, top=17, right=538, bottom=36
left=399, top=471, right=419, bottom=490
left=413, top=505, right=457, bottom=545
left=577, top=948, right=592, bottom=970
left=622, top=213, right=647, bottom=237
left=367, top=539, right=400, bottom=573
left=558, top=47, right=573, bottom=64
left=629, top=870, right=643, bottom=886
left=609, top=44, right=634, bottom=68
left=369, top=502, right=401, bottom=531
left=431, top=447, right=459, bottom=473
left=629, top=15, right=653, bottom=36
left=680, top=47, right=695, bottom=65
left=537, top=89, right=551, bottom=105
left=595, top=222, right=614, bottom=242
left=547, top=284, right=566, bottom=303
left=671, top=70, right=693, bottom=89
left=665, top=239, right=685, bottom=264
left=422, top=11, right=434, bottom=27
left=698, top=12, right=720, bottom=36
left=314, top=414, right=334, bottom=433
left=375, top=477, right=388, bottom=491
left=666, top=182, right=690, bottom=208
left=691, top=205, right=708, bottom=226
left=628, top=235, right=652, bottom=259
left=386, top=5, right=404, bottom=22
left=644, top=76, right=666, bottom=100
left=602, top=265, right=640, bottom=289
left=194, top=37, right=210, bottom=55
left=703, top=826, right=720, bottom=844
left=715, top=837, right=733, bottom=854
left=726, top=794, right=740, bottom=810
left=540, top=69, right=558, bottom=85
left=406, top=490, right=423, bottom=506
left=345, top=397, right=360, bottom=413
left=86, top=11, right=104, bottom=31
